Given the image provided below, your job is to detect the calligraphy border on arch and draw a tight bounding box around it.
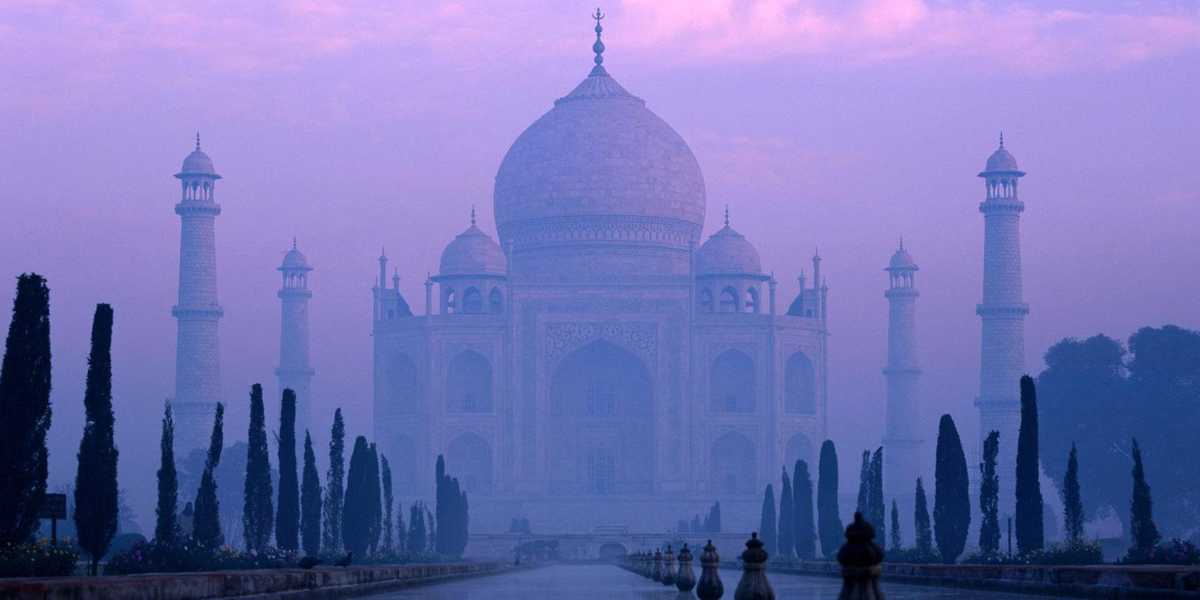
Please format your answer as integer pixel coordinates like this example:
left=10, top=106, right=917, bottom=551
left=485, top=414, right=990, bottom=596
left=543, top=321, right=658, bottom=373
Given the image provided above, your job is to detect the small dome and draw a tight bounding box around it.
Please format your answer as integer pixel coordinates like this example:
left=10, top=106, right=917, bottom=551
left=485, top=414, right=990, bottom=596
left=439, top=224, right=507, bottom=277
left=280, top=244, right=311, bottom=271
left=984, top=146, right=1019, bottom=172
left=887, top=246, right=917, bottom=270
left=696, top=224, right=762, bottom=275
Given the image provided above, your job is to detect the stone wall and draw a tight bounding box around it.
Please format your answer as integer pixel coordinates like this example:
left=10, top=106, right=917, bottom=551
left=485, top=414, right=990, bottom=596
left=764, top=560, right=1200, bottom=598
left=0, top=562, right=515, bottom=600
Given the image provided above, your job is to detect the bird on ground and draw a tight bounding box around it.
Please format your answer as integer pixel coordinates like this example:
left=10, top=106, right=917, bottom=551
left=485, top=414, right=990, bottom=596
left=334, top=552, right=353, bottom=567
left=298, top=556, right=322, bottom=569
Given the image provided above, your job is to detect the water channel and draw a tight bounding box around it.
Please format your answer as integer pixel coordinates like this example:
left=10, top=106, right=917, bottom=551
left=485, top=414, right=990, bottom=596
left=364, top=564, right=1049, bottom=599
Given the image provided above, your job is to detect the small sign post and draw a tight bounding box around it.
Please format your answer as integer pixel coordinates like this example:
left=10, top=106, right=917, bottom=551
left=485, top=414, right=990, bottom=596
left=38, top=493, right=67, bottom=544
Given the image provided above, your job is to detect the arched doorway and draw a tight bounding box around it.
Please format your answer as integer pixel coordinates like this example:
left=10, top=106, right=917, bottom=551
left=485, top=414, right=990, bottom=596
left=598, top=542, right=628, bottom=561
left=711, top=432, right=756, bottom=495
left=549, top=340, right=654, bottom=495
left=392, top=435, right=417, bottom=495
left=785, top=351, right=816, bottom=414
left=710, top=349, right=755, bottom=413
left=446, top=432, right=493, bottom=495
left=387, top=353, right=419, bottom=414
left=447, top=350, right=492, bottom=413
left=784, top=432, right=814, bottom=474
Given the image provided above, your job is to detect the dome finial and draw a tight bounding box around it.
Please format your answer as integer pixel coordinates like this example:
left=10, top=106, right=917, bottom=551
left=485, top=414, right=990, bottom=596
left=999, top=131, right=1004, bottom=148
left=195, top=131, right=201, bottom=151
left=723, top=204, right=730, bottom=227
left=899, top=235, right=904, bottom=250
left=470, top=205, right=477, bottom=227
left=592, top=7, right=606, bottom=66
left=292, top=236, right=298, bottom=250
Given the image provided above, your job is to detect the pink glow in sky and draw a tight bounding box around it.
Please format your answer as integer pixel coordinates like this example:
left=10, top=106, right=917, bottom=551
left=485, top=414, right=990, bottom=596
left=2, top=0, right=1199, bottom=527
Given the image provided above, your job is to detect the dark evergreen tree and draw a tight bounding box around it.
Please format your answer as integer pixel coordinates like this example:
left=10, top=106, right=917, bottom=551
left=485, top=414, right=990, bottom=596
left=1127, top=438, right=1160, bottom=560
left=1015, top=375, right=1044, bottom=554
left=1062, top=443, right=1084, bottom=543
left=914, top=477, right=932, bottom=555
left=778, top=467, right=794, bottom=560
left=322, top=408, right=345, bottom=552
left=275, top=389, right=299, bottom=551
left=934, top=414, right=970, bottom=564
left=395, top=501, right=406, bottom=555
left=192, top=402, right=225, bottom=549
left=759, top=483, right=776, bottom=555
left=155, top=401, right=180, bottom=545
left=435, top=455, right=448, bottom=554
left=707, top=501, right=722, bottom=533
left=0, top=274, right=53, bottom=545
left=301, top=431, right=322, bottom=556
left=406, top=502, right=426, bottom=555
left=794, top=460, right=816, bottom=560
left=74, top=304, right=118, bottom=574
left=342, top=435, right=372, bottom=556
left=381, top=454, right=394, bottom=554
left=856, top=450, right=871, bottom=514
left=243, top=384, right=274, bottom=551
left=890, top=500, right=901, bottom=550
left=425, top=505, right=436, bottom=553
left=869, top=447, right=885, bottom=550
left=979, top=430, right=1001, bottom=554
left=366, top=443, right=382, bottom=555
left=817, top=439, right=842, bottom=558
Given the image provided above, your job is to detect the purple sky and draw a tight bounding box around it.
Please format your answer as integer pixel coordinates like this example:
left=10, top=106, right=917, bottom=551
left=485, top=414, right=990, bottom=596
left=2, top=1, right=1199, bottom=527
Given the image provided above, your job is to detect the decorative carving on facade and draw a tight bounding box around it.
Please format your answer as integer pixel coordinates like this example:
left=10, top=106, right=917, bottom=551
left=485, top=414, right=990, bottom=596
left=543, top=321, right=658, bottom=371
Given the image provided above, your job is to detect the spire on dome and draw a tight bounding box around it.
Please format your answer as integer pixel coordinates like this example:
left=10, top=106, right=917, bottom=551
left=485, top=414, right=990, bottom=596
left=723, top=204, right=730, bottom=227
left=292, top=236, right=298, bottom=250
left=899, top=236, right=904, bottom=250
left=470, top=205, right=477, bottom=227
left=195, top=131, right=201, bottom=151
left=592, top=8, right=606, bottom=66
left=999, top=131, right=1005, bottom=148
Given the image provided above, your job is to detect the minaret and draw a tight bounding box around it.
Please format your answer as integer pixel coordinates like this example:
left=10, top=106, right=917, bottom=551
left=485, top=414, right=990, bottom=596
left=277, top=239, right=314, bottom=436
left=883, top=239, right=923, bottom=527
left=975, top=133, right=1028, bottom=516
left=172, top=134, right=224, bottom=452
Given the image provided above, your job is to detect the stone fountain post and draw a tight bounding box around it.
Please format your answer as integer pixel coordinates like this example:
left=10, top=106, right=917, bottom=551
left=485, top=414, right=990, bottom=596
left=734, top=532, right=775, bottom=600
left=837, top=512, right=885, bottom=600
left=696, top=539, right=724, bottom=600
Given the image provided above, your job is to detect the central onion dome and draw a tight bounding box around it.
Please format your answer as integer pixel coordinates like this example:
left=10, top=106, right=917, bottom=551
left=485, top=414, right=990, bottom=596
left=492, top=17, right=706, bottom=279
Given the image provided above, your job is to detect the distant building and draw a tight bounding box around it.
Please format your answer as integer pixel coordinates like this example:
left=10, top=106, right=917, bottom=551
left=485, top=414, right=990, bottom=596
left=975, top=135, right=1029, bottom=520
left=277, top=240, right=314, bottom=436
left=371, top=19, right=829, bottom=532
left=883, top=240, right=923, bottom=538
left=171, top=135, right=224, bottom=453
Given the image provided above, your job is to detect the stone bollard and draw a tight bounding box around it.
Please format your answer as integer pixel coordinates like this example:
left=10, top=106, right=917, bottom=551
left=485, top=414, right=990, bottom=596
left=837, top=512, right=885, bottom=600
left=696, top=539, right=724, bottom=600
left=734, top=532, right=775, bottom=600
left=662, top=545, right=677, bottom=586
left=676, top=543, right=697, bottom=592
left=652, top=548, right=664, bottom=582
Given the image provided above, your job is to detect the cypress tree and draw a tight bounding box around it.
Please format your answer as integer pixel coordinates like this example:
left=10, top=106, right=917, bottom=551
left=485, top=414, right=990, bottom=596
left=342, top=435, right=371, bottom=557
left=869, top=447, right=884, bottom=550
left=1128, top=438, right=1160, bottom=560
left=856, top=450, right=871, bottom=514
left=934, top=414, right=970, bottom=564
left=709, top=501, right=722, bottom=533
left=457, top=485, right=469, bottom=557
left=435, top=454, right=448, bottom=554
left=301, top=431, right=322, bottom=557
left=1015, top=375, right=1044, bottom=554
left=794, top=460, right=816, bottom=560
left=426, top=505, right=436, bottom=553
left=381, top=454, right=394, bottom=554
left=155, top=401, right=180, bottom=545
left=1062, top=443, right=1084, bottom=543
left=367, top=443, right=382, bottom=555
left=778, top=467, right=794, bottom=560
left=322, top=409, right=345, bottom=552
left=275, top=389, right=299, bottom=551
left=979, top=430, right=1001, bottom=554
left=243, top=384, right=274, bottom=551
left=395, top=501, right=406, bottom=555
left=890, top=500, right=902, bottom=550
left=192, top=402, right=225, bottom=549
left=407, top=502, right=426, bottom=555
left=817, top=439, right=842, bottom=558
left=74, top=304, right=118, bottom=574
left=759, top=483, right=776, bottom=555
left=0, top=274, right=53, bottom=545
left=914, top=477, right=932, bottom=555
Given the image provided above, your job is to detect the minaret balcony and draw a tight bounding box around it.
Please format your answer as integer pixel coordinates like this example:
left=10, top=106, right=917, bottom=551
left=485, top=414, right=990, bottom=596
left=975, top=302, right=1029, bottom=317
left=175, top=202, right=222, bottom=217
left=978, top=199, right=1024, bottom=214
left=171, top=305, right=224, bottom=319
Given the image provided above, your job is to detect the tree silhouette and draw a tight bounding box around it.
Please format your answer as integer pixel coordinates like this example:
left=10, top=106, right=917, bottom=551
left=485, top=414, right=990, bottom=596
left=301, top=431, right=322, bottom=556
left=934, top=414, right=969, bottom=563
left=1016, top=376, right=1044, bottom=554
left=155, top=402, right=179, bottom=545
left=192, top=403, right=224, bottom=549
left=322, top=408, right=345, bottom=553
left=1062, top=444, right=1084, bottom=543
left=979, top=430, right=1000, bottom=554
left=243, top=384, right=274, bottom=551
left=817, top=440, right=842, bottom=558
left=275, top=390, right=299, bottom=551
left=74, top=304, right=118, bottom=574
left=793, top=460, right=816, bottom=560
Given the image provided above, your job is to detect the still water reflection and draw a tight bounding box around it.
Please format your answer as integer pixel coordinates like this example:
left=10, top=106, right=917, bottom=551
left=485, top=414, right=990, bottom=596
left=365, top=564, right=1048, bottom=599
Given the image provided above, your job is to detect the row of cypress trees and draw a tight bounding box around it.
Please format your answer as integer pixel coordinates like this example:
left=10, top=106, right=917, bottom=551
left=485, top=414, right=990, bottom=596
left=755, top=457, right=821, bottom=561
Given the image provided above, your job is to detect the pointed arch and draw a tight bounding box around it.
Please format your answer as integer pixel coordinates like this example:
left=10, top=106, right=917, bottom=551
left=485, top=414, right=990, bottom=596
left=489, top=287, right=504, bottom=314
left=785, top=351, right=817, bottom=414
left=447, top=350, right=492, bottom=413
left=699, top=288, right=714, bottom=313
left=719, top=287, right=738, bottom=312
left=711, top=432, right=756, bottom=495
left=710, top=349, right=755, bottom=413
left=462, top=287, right=483, bottom=313
left=387, top=353, right=420, bottom=414
left=446, top=432, right=493, bottom=495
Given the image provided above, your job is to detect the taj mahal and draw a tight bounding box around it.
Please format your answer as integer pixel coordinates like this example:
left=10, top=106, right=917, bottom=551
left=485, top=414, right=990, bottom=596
left=167, top=15, right=1031, bottom=536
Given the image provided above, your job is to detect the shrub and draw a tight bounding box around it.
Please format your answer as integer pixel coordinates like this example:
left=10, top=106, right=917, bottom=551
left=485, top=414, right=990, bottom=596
left=885, top=547, right=941, bottom=564
left=105, top=540, right=296, bottom=575
left=0, top=542, right=79, bottom=578
left=1124, top=539, right=1200, bottom=565
left=1034, top=540, right=1104, bottom=565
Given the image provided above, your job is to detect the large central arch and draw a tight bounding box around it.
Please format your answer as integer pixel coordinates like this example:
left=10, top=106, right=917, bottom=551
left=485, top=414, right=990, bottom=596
left=548, top=340, right=654, bottom=495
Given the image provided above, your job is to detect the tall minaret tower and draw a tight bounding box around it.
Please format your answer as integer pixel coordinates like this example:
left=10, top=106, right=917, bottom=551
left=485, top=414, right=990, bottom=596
left=883, top=240, right=922, bottom=521
left=172, top=134, right=224, bottom=452
left=277, top=239, right=314, bottom=436
left=975, top=133, right=1028, bottom=516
